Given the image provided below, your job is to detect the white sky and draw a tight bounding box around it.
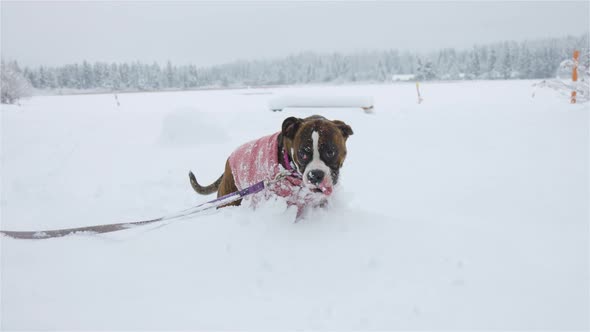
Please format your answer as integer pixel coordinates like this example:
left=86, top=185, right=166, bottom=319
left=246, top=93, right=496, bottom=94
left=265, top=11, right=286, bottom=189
left=1, top=1, right=589, bottom=67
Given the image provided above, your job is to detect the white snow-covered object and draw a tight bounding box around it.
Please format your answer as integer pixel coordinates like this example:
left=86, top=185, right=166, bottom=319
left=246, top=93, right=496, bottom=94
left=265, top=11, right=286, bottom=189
left=392, top=74, right=415, bottom=81
left=533, top=52, right=590, bottom=103
left=269, top=95, right=374, bottom=113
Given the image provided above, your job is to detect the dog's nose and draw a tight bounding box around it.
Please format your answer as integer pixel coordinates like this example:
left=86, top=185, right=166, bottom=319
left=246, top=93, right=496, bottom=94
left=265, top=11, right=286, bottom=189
left=307, top=170, right=325, bottom=185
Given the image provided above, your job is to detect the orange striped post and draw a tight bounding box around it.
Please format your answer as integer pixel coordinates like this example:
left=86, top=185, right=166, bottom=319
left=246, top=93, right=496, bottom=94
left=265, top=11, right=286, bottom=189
left=571, top=50, right=580, bottom=104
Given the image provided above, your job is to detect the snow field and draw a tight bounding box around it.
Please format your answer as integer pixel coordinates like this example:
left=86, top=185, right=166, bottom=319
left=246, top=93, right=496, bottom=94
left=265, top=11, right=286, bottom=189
left=1, top=80, right=588, bottom=329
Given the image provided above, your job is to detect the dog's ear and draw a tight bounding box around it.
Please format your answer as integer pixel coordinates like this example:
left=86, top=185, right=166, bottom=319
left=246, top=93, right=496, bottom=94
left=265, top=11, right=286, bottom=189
left=282, top=117, right=303, bottom=140
left=332, top=120, right=353, bottom=139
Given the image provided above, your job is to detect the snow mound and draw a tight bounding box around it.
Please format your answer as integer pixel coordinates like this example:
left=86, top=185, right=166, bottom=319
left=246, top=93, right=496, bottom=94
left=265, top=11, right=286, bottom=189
left=158, top=108, right=229, bottom=146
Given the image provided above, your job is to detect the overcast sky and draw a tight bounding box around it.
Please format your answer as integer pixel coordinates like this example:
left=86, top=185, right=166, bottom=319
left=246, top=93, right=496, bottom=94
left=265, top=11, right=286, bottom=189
left=2, top=1, right=588, bottom=67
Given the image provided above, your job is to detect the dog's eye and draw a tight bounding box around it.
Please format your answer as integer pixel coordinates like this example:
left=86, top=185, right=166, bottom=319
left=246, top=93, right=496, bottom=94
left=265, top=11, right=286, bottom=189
left=324, top=147, right=337, bottom=159
left=298, top=147, right=311, bottom=161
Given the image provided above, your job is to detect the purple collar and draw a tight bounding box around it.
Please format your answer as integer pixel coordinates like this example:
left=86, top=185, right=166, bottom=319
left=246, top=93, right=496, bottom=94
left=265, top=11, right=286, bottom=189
left=282, top=149, right=302, bottom=179
left=283, top=148, right=294, bottom=171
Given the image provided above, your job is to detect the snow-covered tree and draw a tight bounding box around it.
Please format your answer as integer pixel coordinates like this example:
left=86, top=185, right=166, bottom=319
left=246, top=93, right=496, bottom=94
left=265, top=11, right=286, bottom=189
left=81, top=61, right=94, bottom=89
left=534, top=51, right=589, bottom=103
left=165, top=61, right=175, bottom=88
left=1, top=60, right=33, bottom=104
left=415, top=58, right=436, bottom=81
left=500, top=44, right=512, bottom=79
left=468, top=47, right=481, bottom=79
left=518, top=46, right=533, bottom=79
left=486, top=49, right=501, bottom=79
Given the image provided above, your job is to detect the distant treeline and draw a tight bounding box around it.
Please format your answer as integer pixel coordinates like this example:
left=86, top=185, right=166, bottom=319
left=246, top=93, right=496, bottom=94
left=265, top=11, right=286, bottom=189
left=14, top=34, right=590, bottom=91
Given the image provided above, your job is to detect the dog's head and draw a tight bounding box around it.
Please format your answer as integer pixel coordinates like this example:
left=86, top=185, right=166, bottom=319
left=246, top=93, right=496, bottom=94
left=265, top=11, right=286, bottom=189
left=281, top=115, right=353, bottom=195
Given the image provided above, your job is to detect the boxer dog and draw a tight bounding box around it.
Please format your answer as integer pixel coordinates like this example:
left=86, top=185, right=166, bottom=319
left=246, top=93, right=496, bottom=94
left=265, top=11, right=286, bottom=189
left=189, top=115, right=353, bottom=216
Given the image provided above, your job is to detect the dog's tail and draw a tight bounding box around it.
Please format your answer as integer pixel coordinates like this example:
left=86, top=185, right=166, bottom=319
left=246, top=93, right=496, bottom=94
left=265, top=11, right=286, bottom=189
left=189, top=171, right=223, bottom=195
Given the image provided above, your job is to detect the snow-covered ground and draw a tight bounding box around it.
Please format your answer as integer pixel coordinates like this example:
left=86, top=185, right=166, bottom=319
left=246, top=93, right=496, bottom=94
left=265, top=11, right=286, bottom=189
left=1, top=80, right=588, bottom=330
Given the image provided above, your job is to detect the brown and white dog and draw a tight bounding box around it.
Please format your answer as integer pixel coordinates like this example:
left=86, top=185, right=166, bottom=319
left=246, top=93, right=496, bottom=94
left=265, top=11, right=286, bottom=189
left=189, top=115, right=353, bottom=215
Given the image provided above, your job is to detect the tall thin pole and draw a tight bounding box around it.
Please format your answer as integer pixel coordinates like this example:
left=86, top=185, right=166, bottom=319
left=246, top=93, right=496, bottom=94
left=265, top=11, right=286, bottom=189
left=416, top=82, right=423, bottom=104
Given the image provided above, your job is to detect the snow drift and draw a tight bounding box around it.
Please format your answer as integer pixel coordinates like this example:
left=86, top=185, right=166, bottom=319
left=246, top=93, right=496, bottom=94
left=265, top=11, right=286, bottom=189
left=158, top=108, right=229, bottom=146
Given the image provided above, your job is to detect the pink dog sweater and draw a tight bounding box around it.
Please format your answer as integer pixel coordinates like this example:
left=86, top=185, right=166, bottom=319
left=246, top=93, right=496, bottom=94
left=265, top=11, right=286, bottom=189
left=228, top=132, right=321, bottom=209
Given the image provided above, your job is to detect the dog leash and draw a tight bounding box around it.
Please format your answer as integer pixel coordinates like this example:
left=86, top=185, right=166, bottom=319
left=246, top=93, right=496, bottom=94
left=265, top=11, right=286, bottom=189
left=0, top=166, right=301, bottom=240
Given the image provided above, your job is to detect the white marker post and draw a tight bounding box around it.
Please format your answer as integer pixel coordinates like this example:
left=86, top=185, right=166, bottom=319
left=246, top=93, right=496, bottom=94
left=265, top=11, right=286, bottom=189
left=416, top=82, right=423, bottom=104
